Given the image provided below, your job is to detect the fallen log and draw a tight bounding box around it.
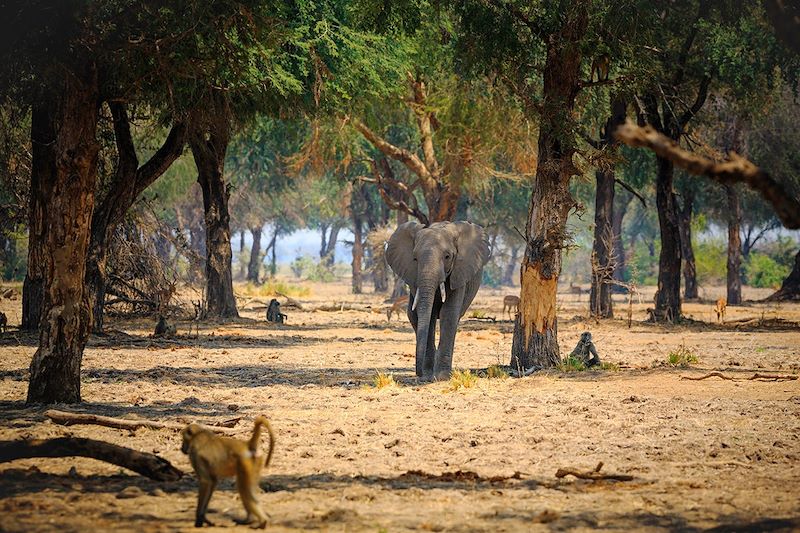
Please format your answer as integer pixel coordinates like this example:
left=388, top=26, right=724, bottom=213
left=681, top=372, right=798, bottom=382
left=45, top=409, right=237, bottom=435
left=681, top=372, right=735, bottom=381
left=555, top=461, right=633, bottom=482
left=0, top=437, right=183, bottom=481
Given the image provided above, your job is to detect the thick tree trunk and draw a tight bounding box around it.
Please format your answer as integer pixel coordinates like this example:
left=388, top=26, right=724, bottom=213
left=767, top=250, right=800, bottom=301
left=27, top=61, right=100, bottom=404
left=190, top=116, right=238, bottom=319
left=323, top=224, right=340, bottom=268
left=352, top=215, right=363, bottom=294
left=726, top=185, right=743, bottom=305
left=678, top=189, right=698, bottom=300
left=511, top=6, right=587, bottom=370
left=653, top=157, right=682, bottom=321
left=247, top=225, right=262, bottom=283
left=589, top=96, right=625, bottom=318
left=238, top=230, right=246, bottom=280
left=611, top=191, right=632, bottom=292
left=268, top=227, right=278, bottom=278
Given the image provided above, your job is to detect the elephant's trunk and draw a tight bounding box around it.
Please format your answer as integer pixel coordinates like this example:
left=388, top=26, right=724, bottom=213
left=413, top=270, right=445, bottom=378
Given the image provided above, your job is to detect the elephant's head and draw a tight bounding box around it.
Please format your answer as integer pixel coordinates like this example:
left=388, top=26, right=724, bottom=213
left=385, top=221, right=490, bottom=376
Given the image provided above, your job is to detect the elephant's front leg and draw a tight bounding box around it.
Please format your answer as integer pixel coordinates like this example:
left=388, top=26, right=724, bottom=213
left=407, top=298, right=423, bottom=377
left=434, top=288, right=465, bottom=380
left=422, top=314, right=437, bottom=379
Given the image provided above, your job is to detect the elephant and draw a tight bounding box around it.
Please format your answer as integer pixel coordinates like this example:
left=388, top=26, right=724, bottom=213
left=386, top=221, right=491, bottom=381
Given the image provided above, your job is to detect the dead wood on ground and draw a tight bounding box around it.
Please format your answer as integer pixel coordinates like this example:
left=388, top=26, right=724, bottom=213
left=555, top=461, right=634, bottom=482
left=44, top=409, right=237, bottom=435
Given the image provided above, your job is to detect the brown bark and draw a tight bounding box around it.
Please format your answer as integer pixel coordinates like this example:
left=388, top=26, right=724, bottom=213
left=86, top=104, right=186, bottom=333
left=511, top=5, right=587, bottom=370
left=678, top=188, right=698, bottom=300
left=0, top=438, right=182, bottom=481
left=766, top=250, right=800, bottom=301
left=726, top=185, right=743, bottom=305
left=268, top=226, right=278, bottom=278
left=589, top=96, right=626, bottom=318
left=247, top=225, right=262, bottom=283
left=653, top=156, right=682, bottom=322
left=190, top=110, right=238, bottom=319
left=27, top=61, right=100, bottom=404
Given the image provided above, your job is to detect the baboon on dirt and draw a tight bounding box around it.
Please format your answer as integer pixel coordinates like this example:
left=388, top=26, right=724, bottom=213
left=154, top=315, right=176, bottom=337
left=569, top=331, right=600, bottom=367
left=181, top=416, right=275, bottom=528
left=266, top=299, right=287, bottom=323
left=0, top=311, right=7, bottom=333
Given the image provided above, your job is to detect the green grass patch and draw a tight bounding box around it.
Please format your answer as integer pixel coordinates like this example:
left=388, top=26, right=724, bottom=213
left=557, top=356, right=587, bottom=372
left=600, top=361, right=620, bottom=371
left=666, top=345, right=699, bottom=368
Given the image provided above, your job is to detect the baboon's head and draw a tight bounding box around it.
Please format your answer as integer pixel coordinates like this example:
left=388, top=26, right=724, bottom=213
left=580, top=331, right=592, bottom=344
left=180, top=424, right=203, bottom=454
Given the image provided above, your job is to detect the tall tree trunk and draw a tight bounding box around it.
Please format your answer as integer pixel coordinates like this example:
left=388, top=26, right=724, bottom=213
left=190, top=112, right=238, bottom=319
left=323, top=223, right=340, bottom=268
left=352, top=215, right=364, bottom=294
left=27, top=61, right=100, bottom=404
left=767, top=250, right=800, bottom=301
left=247, top=225, right=262, bottom=283
left=611, top=191, right=632, bottom=292
left=85, top=105, right=185, bottom=333
left=269, top=227, right=278, bottom=278
left=589, top=96, right=626, bottom=318
left=653, top=156, right=682, bottom=321
left=678, top=188, right=698, bottom=300
left=726, top=185, right=743, bottom=305
left=511, top=6, right=588, bottom=370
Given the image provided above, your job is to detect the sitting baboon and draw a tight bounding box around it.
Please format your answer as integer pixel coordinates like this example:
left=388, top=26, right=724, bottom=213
left=569, top=331, right=600, bottom=367
left=0, top=311, right=6, bottom=333
left=266, top=299, right=287, bottom=323
left=154, top=315, right=177, bottom=337
left=502, top=295, right=520, bottom=318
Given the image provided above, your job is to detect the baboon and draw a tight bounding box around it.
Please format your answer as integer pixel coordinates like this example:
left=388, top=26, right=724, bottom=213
left=502, top=295, right=520, bottom=318
left=714, top=298, right=727, bottom=323
left=590, top=54, right=610, bottom=82
left=0, top=311, right=6, bottom=333
left=266, top=299, right=287, bottom=323
left=181, top=416, right=275, bottom=528
left=385, top=295, right=409, bottom=321
left=154, top=315, right=177, bottom=337
left=569, top=331, right=600, bottom=367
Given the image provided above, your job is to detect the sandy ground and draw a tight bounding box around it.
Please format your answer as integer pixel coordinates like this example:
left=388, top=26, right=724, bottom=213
left=1, top=281, right=799, bottom=532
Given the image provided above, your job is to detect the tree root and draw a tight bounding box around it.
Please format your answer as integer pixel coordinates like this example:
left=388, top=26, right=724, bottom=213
left=681, top=372, right=798, bottom=382
left=555, top=461, right=633, bottom=482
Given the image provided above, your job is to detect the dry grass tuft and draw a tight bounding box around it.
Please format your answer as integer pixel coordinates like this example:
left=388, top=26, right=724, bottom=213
left=447, top=369, right=478, bottom=391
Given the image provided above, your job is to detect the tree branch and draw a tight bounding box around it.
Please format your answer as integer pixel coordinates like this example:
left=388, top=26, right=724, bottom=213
left=615, top=121, right=800, bottom=229
left=351, top=119, right=434, bottom=184
left=484, top=0, right=543, bottom=37
left=133, top=122, right=188, bottom=198
left=614, top=178, right=647, bottom=208
left=678, top=75, right=711, bottom=129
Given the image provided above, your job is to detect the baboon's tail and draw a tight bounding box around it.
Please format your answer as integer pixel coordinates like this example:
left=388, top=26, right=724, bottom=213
left=249, top=416, right=276, bottom=468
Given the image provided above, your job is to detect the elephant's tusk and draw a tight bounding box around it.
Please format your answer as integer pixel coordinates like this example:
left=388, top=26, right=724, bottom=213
left=440, top=282, right=446, bottom=303
left=412, top=288, right=420, bottom=311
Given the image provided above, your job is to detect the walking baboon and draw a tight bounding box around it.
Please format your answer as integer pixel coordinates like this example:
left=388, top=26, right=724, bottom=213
left=266, top=299, right=287, bottom=323
left=181, top=416, right=275, bottom=528
left=569, top=331, right=600, bottom=367
left=0, top=311, right=6, bottom=333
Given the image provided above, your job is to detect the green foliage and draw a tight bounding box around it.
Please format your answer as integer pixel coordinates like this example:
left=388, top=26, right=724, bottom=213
left=628, top=241, right=659, bottom=286
left=289, top=255, right=335, bottom=282
left=745, top=253, right=789, bottom=289
left=695, top=239, right=727, bottom=286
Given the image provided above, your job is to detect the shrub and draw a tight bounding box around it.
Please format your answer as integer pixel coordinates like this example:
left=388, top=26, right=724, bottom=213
left=447, top=369, right=478, bottom=391
left=666, top=345, right=699, bottom=367
left=486, top=364, right=509, bottom=379
left=557, top=356, right=587, bottom=372
left=745, top=253, right=789, bottom=289
left=372, top=372, right=396, bottom=389
left=695, top=239, right=727, bottom=285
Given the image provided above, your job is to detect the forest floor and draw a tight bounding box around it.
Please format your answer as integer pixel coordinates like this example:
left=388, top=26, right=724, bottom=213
left=1, top=281, right=799, bottom=532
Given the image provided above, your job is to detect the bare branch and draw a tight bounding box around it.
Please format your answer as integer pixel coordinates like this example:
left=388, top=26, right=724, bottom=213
left=615, top=121, right=800, bottom=229
left=351, top=119, right=434, bottom=184
left=614, top=178, right=647, bottom=208
left=678, top=75, right=711, bottom=129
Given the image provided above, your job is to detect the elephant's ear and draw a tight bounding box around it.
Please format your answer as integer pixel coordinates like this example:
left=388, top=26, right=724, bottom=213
left=450, top=222, right=491, bottom=289
left=386, top=221, right=422, bottom=287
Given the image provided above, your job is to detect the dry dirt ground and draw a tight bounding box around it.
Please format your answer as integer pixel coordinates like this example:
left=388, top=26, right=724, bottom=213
left=1, top=281, right=799, bottom=532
